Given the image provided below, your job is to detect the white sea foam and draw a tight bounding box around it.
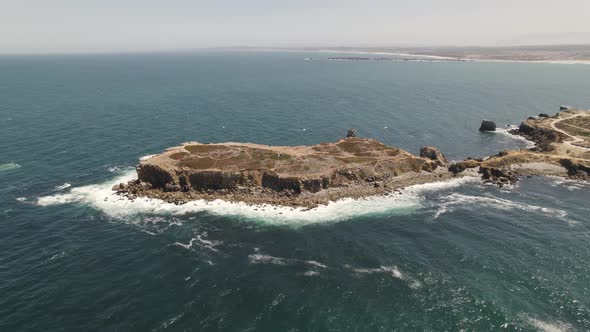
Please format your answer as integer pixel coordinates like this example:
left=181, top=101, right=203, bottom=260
left=171, top=238, right=197, bottom=250
left=160, top=312, right=184, bottom=329
left=350, top=265, right=421, bottom=288
left=546, top=175, right=589, bottom=191
left=55, top=183, right=72, bottom=190
left=493, top=127, right=536, bottom=148
left=48, top=251, right=66, bottom=261
left=35, top=167, right=481, bottom=224
left=523, top=315, right=572, bottom=332
left=0, top=162, right=21, bottom=171
left=195, top=234, right=222, bottom=252
left=248, top=254, right=289, bottom=265
left=433, top=193, right=571, bottom=223
left=305, top=260, right=328, bottom=269
left=37, top=170, right=465, bottom=224
left=303, top=271, right=320, bottom=276
left=16, top=197, right=27, bottom=202
left=108, top=166, right=121, bottom=173
left=248, top=253, right=329, bottom=271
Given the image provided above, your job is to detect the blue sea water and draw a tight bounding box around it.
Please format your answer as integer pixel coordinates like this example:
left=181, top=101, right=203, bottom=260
left=1, top=51, right=590, bottom=331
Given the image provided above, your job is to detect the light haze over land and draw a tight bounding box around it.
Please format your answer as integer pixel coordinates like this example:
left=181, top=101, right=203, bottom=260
left=1, top=0, right=590, bottom=54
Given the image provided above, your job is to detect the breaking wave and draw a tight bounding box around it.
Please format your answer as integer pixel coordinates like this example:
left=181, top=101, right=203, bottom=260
left=433, top=193, right=571, bottom=222
left=55, top=183, right=72, bottom=190
left=35, top=166, right=481, bottom=225
left=546, top=175, right=589, bottom=192
left=493, top=126, right=536, bottom=148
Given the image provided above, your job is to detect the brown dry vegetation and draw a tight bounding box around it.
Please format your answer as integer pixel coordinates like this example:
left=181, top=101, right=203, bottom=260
left=143, top=137, right=423, bottom=178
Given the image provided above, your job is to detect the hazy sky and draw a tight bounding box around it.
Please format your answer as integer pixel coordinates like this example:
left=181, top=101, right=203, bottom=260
left=1, top=0, right=590, bottom=53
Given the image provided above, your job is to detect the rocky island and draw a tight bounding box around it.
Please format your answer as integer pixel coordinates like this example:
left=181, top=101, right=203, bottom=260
left=114, top=108, right=590, bottom=207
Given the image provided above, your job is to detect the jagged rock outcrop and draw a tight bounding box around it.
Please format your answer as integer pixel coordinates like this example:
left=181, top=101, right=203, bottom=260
left=479, top=167, right=518, bottom=186
left=479, top=120, right=496, bottom=132
left=515, top=119, right=563, bottom=151
left=346, top=129, right=357, bottom=138
left=448, top=159, right=481, bottom=174
left=419, top=146, right=448, bottom=166
left=559, top=159, right=590, bottom=179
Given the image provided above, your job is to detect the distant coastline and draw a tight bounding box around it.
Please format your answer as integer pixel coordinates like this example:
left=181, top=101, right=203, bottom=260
left=262, top=45, right=590, bottom=65
left=314, top=49, right=590, bottom=65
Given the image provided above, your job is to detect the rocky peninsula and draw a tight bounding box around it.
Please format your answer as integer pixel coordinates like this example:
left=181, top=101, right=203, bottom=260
left=114, top=108, right=590, bottom=208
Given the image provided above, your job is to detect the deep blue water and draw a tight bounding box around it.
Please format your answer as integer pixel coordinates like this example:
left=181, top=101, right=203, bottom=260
left=1, top=51, right=590, bottom=331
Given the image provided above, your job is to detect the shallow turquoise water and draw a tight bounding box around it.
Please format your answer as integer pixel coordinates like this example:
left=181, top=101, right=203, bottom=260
left=1, top=51, right=590, bottom=331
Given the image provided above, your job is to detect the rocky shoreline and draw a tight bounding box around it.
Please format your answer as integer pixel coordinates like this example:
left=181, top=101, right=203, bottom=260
left=114, top=108, right=590, bottom=208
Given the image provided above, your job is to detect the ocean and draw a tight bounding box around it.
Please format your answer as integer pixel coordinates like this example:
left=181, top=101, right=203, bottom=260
left=1, top=51, right=589, bottom=331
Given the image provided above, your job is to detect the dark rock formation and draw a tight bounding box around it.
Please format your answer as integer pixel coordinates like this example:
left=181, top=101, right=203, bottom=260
left=448, top=159, right=481, bottom=174
left=419, top=146, right=448, bottom=166
left=559, top=159, right=590, bottom=178
left=479, top=167, right=518, bottom=186
left=517, top=121, right=563, bottom=151
left=346, top=129, right=357, bottom=138
left=187, top=171, right=247, bottom=191
left=262, top=173, right=303, bottom=193
left=538, top=113, right=551, bottom=118
left=136, top=164, right=174, bottom=189
left=479, top=120, right=496, bottom=132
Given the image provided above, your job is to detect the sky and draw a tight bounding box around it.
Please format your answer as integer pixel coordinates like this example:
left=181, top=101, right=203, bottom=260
left=1, top=0, right=590, bottom=53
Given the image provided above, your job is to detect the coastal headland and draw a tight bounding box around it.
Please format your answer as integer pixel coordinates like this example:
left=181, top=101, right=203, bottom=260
left=115, top=108, right=590, bottom=208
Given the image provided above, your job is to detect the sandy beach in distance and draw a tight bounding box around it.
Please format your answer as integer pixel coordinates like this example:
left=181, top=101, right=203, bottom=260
left=257, top=48, right=590, bottom=65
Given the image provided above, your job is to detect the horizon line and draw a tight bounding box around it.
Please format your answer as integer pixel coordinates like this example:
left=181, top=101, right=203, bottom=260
left=2, top=43, right=590, bottom=56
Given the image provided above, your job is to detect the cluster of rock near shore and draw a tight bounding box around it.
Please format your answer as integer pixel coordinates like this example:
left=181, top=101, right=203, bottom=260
left=466, top=108, right=590, bottom=183
left=114, top=109, right=589, bottom=207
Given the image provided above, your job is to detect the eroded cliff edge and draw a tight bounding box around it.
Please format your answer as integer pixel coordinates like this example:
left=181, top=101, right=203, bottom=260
left=115, top=137, right=453, bottom=207
left=115, top=108, right=590, bottom=208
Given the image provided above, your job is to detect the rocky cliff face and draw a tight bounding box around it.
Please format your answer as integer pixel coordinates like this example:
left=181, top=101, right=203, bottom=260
left=512, top=118, right=564, bottom=151
left=128, top=137, right=447, bottom=196
left=419, top=146, right=448, bottom=166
